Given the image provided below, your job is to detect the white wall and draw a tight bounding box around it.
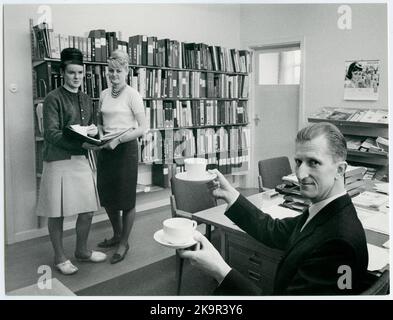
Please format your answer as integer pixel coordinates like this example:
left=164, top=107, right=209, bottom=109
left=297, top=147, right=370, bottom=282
left=4, top=3, right=241, bottom=243
left=240, top=3, right=388, bottom=116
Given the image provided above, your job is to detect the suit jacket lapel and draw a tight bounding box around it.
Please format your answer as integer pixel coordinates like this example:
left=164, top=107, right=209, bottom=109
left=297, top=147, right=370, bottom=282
left=284, top=194, right=352, bottom=256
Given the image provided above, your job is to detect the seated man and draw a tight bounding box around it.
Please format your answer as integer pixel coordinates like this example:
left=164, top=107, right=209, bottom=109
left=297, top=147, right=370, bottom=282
left=179, top=122, right=368, bottom=295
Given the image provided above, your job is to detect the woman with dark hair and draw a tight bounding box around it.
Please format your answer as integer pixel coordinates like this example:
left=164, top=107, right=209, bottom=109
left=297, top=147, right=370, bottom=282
left=36, top=48, right=107, bottom=275
left=96, top=49, right=148, bottom=264
left=345, top=61, right=364, bottom=88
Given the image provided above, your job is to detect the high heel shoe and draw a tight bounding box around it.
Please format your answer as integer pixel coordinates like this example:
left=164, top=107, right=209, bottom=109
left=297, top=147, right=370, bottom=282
left=110, top=244, right=129, bottom=264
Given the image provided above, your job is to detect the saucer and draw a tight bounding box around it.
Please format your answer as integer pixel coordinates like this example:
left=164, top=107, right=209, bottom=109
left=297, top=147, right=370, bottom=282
left=153, top=229, right=197, bottom=249
left=175, top=172, right=217, bottom=183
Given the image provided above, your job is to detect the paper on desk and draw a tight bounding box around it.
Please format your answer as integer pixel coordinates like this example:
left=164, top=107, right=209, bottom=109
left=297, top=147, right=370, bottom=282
left=263, top=204, right=302, bottom=220
left=356, top=207, right=376, bottom=222
left=367, top=244, right=389, bottom=271
left=361, top=213, right=389, bottom=235
left=373, top=182, right=389, bottom=195
left=382, top=240, right=390, bottom=249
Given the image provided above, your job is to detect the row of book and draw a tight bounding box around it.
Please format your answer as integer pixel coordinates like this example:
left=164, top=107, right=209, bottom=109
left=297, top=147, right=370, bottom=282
left=138, top=126, right=250, bottom=175
left=33, top=63, right=109, bottom=99
left=129, top=35, right=252, bottom=73
left=31, top=22, right=252, bottom=73
left=34, top=65, right=249, bottom=100
left=150, top=128, right=250, bottom=187
left=346, top=136, right=388, bottom=154
left=310, top=107, right=388, bottom=123
left=129, top=68, right=249, bottom=99
left=31, top=22, right=128, bottom=62
left=144, top=100, right=247, bottom=129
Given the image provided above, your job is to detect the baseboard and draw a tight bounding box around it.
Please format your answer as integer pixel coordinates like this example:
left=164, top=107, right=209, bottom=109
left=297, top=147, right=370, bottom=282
left=11, top=197, right=170, bottom=244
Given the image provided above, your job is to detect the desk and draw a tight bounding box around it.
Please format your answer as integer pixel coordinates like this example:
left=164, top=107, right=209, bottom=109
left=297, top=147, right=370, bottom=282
left=193, top=192, right=389, bottom=294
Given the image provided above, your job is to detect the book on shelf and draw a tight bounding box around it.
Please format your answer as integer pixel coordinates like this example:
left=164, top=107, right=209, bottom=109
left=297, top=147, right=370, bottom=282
left=346, top=136, right=363, bottom=151
left=359, top=137, right=386, bottom=154
left=310, top=107, right=388, bottom=124
left=363, top=167, right=377, bottom=180
left=375, top=137, right=389, bottom=153
left=327, top=109, right=356, bottom=121
left=64, top=125, right=132, bottom=146
left=345, top=165, right=367, bottom=178
left=31, top=22, right=251, bottom=188
left=345, top=179, right=365, bottom=193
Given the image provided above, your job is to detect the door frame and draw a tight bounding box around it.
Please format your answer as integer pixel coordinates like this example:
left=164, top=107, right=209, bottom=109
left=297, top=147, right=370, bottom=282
left=245, top=36, right=306, bottom=188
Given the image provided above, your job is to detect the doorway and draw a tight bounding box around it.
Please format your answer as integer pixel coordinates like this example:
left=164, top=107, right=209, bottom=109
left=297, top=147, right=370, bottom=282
left=249, top=41, right=305, bottom=187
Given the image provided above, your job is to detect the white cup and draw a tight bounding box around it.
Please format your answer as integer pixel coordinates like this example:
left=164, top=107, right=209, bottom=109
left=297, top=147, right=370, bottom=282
left=162, top=218, right=197, bottom=244
left=184, top=158, right=207, bottom=179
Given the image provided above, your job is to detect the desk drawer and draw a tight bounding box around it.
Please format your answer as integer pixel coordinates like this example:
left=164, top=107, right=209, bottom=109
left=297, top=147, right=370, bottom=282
left=227, top=233, right=284, bottom=294
left=228, top=245, right=275, bottom=294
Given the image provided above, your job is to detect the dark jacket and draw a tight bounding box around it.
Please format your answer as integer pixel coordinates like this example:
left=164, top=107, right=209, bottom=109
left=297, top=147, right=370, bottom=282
left=43, top=86, right=94, bottom=161
left=215, top=193, right=368, bottom=295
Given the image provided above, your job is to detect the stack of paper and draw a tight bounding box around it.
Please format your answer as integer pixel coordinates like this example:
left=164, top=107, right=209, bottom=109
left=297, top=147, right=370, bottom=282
left=367, top=244, right=389, bottom=271
left=361, top=213, right=389, bottom=235
left=352, top=191, right=389, bottom=211
left=373, top=183, right=389, bottom=195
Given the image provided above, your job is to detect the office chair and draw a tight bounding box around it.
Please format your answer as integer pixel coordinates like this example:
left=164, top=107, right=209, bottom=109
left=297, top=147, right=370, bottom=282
left=170, top=176, right=217, bottom=295
left=361, top=270, right=389, bottom=295
left=258, top=156, right=292, bottom=192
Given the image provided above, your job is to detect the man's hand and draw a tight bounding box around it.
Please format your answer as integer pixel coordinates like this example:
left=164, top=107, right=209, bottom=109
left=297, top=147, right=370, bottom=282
left=178, top=231, right=231, bottom=284
left=82, top=142, right=102, bottom=151
left=207, top=169, right=240, bottom=204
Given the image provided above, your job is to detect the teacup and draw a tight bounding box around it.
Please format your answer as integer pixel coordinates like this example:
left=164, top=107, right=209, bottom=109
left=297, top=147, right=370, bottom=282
left=184, top=158, right=207, bottom=179
left=162, top=217, right=197, bottom=244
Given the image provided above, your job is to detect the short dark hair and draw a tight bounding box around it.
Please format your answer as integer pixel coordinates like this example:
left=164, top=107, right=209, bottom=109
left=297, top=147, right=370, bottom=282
left=296, top=122, right=347, bottom=161
left=346, top=61, right=363, bottom=80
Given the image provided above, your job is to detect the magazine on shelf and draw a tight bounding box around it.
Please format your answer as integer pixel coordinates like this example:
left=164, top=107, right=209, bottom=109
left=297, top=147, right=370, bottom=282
left=64, top=125, right=132, bottom=146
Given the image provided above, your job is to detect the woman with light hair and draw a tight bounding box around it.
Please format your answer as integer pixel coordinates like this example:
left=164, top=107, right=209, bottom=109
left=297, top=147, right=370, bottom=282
left=96, top=49, right=148, bottom=264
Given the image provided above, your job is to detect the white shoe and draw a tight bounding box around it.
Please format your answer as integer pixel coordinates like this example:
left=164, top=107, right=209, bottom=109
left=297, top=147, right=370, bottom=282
left=75, top=250, right=107, bottom=263
left=55, top=260, right=78, bottom=275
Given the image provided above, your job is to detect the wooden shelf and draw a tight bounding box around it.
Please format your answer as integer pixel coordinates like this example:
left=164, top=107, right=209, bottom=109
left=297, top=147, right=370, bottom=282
left=136, top=184, right=164, bottom=194
left=308, top=115, right=389, bottom=169
left=143, top=97, right=248, bottom=101
left=148, top=123, right=249, bottom=131
left=347, top=150, right=388, bottom=166
left=308, top=117, right=388, bottom=137
left=32, top=58, right=249, bottom=75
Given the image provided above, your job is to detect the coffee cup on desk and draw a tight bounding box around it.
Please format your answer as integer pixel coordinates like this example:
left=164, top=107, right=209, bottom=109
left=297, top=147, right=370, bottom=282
left=162, top=218, right=197, bottom=245
left=184, top=158, right=207, bottom=179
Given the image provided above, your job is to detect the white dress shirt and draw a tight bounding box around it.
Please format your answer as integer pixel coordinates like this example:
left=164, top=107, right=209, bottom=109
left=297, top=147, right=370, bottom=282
left=300, top=191, right=347, bottom=232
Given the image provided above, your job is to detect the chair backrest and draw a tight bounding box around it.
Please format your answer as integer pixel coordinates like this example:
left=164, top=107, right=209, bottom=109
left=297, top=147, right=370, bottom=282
left=361, top=270, right=389, bottom=295
left=170, top=176, right=217, bottom=214
left=258, top=156, right=292, bottom=190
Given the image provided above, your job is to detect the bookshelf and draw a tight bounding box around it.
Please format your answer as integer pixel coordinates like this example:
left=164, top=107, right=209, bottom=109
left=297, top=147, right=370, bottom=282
left=308, top=107, right=388, bottom=179
left=30, top=20, right=252, bottom=194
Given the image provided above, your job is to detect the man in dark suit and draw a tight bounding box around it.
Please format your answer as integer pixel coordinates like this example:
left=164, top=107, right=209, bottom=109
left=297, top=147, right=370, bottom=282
left=179, top=122, right=368, bottom=295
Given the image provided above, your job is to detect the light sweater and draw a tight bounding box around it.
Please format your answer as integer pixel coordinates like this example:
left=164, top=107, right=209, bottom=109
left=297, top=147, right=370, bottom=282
left=100, top=85, right=144, bottom=134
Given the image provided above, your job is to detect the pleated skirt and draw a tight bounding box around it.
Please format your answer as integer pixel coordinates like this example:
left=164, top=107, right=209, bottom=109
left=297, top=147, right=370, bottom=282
left=97, top=140, right=138, bottom=211
left=36, top=156, right=100, bottom=217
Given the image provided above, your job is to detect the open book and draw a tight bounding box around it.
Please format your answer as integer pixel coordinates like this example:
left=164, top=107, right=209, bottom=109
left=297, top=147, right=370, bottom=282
left=64, top=125, right=132, bottom=146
